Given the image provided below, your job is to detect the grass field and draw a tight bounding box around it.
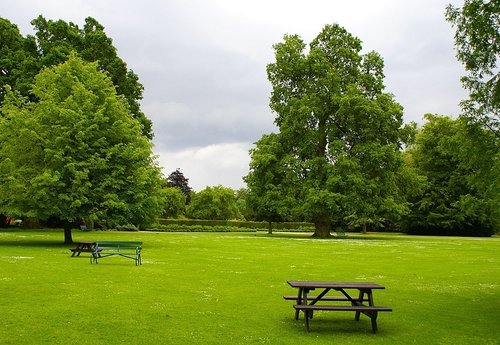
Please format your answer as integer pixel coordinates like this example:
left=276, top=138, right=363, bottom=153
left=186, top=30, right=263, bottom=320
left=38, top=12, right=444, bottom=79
left=0, top=230, right=498, bottom=345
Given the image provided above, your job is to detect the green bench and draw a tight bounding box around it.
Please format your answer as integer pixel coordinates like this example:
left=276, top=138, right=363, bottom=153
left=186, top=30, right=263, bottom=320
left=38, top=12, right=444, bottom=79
left=90, top=241, right=142, bottom=266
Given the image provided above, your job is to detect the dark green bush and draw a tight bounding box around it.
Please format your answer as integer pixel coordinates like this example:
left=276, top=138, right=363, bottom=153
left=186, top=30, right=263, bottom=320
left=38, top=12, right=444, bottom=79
left=154, top=219, right=315, bottom=232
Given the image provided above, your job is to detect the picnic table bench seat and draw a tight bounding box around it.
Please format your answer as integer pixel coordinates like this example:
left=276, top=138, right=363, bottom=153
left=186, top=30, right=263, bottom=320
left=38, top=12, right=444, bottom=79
left=90, top=241, right=142, bottom=265
left=293, top=304, right=392, bottom=333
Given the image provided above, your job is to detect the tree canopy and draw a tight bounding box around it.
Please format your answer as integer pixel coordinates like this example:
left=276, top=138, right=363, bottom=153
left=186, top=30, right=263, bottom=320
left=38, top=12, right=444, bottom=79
left=247, top=24, right=412, bottom=237
left=404, top=114, right=498, bottom=235
left=166, top=168, right=193, bottom=204
left=187, top=186, right=241, bottom=220
left=446, top=0, right=500, bottom=136
left=161, top=187, right=187, bottom=219
left=0, top=54, right=163, bottom=243
left=0, top=16, right=152, bottom=139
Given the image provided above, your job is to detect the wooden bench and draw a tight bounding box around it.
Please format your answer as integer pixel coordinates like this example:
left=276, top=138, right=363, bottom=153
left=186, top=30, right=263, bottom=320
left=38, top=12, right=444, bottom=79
left=293, top=304, right=392, bottom=333
left=90, top=241, right=142, bottom=265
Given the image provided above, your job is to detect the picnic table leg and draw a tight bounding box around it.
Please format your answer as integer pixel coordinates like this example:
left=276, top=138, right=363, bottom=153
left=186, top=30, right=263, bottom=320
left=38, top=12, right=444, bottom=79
left=370, top=312, right=379, bottom=333
left=304, top=309, right=311, bottom=332
left=295, top=287, right=303, bottom=320
left=355, top=289, right=365, bottom=321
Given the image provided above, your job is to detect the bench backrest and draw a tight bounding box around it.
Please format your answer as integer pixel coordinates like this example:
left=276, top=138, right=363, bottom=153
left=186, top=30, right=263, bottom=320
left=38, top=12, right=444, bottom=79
left=95, top=241, right=142, bottom=250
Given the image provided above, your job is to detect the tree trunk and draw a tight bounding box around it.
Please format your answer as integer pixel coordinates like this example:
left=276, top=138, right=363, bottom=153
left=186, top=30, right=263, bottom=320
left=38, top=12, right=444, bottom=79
left=362, top=223, right=367, bottom=234
left=312, top=221, right=332, bottom=238
left=63, top=222, right=73, bottom=244
left=267, top=221, right=273, bottom=234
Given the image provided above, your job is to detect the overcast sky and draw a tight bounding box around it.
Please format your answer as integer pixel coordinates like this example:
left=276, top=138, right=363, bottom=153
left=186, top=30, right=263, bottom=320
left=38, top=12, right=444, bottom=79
left=2, top=0, right=468, bottom=191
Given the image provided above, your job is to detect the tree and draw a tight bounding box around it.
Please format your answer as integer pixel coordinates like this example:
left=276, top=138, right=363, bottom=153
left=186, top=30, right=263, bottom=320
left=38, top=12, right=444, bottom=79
left=234, top=188, right=255, bottom=221
left=446, top=0, right=500, bottom=136
left=251, top=24, right=411, bottom=237
left=0, top=16, right=153, bottom=139
left=0, top=18, right=39, bottom=105
left=187, top=186, right=241, bottom=220
left=244, top=133, right=298, bottom=232
left=404, top=114, right=498, bottom=236
left=166, top=168, right=192, bottom=203
left=0, top=54, right=164, bottom=243
left=161, top=187, right=187, bottom=218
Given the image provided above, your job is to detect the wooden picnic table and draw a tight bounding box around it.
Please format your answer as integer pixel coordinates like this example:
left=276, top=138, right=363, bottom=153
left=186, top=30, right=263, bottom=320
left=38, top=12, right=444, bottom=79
left=285, top=280, right=392, bottom=333
left=70, top=241, right=96, bottom=257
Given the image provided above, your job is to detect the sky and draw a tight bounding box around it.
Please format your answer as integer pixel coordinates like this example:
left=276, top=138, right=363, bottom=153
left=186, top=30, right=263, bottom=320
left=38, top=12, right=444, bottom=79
left=1, top=0, right=468, bottom=191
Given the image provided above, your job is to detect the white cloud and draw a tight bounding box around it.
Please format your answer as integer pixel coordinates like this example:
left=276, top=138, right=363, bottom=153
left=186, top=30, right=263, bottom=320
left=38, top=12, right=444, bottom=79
left=155, top=142, right=252, bottom=191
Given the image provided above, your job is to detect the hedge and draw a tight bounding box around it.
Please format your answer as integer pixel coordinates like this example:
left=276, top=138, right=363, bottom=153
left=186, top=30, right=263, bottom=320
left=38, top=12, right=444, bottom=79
left=153, top=219, right=315, bottom=232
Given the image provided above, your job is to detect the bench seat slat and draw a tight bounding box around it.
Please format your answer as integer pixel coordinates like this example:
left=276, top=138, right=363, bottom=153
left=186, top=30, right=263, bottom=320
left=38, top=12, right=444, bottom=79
left=293, top=304, right=392, bottom=312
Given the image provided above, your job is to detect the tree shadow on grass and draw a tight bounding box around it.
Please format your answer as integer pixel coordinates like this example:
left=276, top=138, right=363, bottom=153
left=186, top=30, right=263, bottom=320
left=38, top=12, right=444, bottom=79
left=254, top=231, right=406, bottom=241
left=0, top=231, right=67, bottom=248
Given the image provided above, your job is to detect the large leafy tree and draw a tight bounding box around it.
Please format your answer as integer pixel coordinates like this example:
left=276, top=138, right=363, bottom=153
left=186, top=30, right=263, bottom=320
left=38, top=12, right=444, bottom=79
left=404, top=114, right=498, bottom=235
left=0, top=16, right=152, bottom=139
left=446, top=0, right=500, bottom=136
left=166, top=168, right=193, bottom=204
left=249, top=24, right=411, bottom=237
left=0, top=54, right=164, bottom=243
left=187, top=186, right=241, bottom=220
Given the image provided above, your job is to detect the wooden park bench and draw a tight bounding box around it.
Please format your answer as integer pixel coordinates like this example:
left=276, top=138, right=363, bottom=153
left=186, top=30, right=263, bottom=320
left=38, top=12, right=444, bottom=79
left=90, top=241, right=142, bottom=266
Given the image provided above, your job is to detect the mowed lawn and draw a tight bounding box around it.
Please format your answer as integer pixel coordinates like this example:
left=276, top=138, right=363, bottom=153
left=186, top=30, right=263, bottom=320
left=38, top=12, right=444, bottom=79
left=0, top=230, right=498, bottom=345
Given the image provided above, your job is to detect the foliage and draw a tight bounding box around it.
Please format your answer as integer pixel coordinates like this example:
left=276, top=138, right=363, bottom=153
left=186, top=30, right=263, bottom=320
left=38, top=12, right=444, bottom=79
left=187, top=185, right=242, bottom=220
left=446, top=0, right=500, bottom=136
left=244, top=133, right=297, bottom=228
left=404, top=114, right=498, bottom=236
left=234, top=188, right=255, bottom=221
left=0, top=16, right=152, bottom=138
left=248, top=24, right=414, bottom=237
left=0, top=55, right=164, bottom=243
left=157, top=218, right=315, bottom=232
left=165, top=168, right=192, bottom=203
left=0, top=18, right=39, bottom=103
left=1, top=230, right=499, bottom=344
left=161, top=187, right=187, bottom=218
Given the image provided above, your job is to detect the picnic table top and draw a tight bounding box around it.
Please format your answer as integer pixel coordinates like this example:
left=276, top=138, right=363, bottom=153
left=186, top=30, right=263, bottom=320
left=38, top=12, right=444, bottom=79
left=287, top=280, right=386, bottom=290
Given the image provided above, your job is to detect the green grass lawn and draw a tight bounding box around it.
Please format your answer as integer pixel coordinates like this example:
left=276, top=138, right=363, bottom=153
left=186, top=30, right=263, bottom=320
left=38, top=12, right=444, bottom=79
left=0, top=230, right=498, bottom=345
